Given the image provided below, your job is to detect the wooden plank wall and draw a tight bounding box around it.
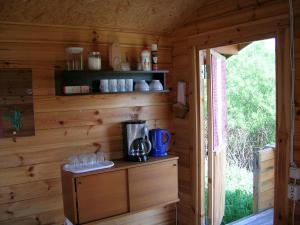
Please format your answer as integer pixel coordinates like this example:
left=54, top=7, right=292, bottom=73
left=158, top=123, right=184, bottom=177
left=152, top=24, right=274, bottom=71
left=171, top=0, right=298, bottom=224
left=172, top=44, right=198, bottom=225
left=0, top=23, right=175, bottom=225
left=253, top=147, right=275, bottom=213
left=291, top=0, right=300, bottom=223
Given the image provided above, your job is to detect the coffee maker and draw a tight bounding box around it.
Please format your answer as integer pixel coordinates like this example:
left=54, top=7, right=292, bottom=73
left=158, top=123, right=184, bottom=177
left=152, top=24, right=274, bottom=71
left=122, top=120, right=152, bottom=162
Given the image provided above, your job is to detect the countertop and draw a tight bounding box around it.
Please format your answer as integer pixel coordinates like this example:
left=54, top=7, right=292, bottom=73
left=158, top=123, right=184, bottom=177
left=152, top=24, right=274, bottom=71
left=63, top=155, right=179, bottom=178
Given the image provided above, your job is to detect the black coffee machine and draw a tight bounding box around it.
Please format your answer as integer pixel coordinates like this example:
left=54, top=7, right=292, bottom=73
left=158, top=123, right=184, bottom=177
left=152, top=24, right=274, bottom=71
left=122, top=120, right=152, bottom=162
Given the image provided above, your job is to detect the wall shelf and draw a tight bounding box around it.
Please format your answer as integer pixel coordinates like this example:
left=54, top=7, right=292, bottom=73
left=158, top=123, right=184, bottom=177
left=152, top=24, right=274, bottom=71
left=55, top=70, right=169, bottom=96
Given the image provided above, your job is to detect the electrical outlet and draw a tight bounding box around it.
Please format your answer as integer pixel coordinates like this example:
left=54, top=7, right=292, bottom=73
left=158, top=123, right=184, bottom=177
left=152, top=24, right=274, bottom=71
left=290, top=166, right=300, bottom=179
left=288, top=184, right=300, bottom=200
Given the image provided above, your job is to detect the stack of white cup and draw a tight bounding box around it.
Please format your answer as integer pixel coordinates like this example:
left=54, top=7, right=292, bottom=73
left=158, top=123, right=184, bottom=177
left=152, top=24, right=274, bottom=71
left=100, top=79, right=133, bottom=93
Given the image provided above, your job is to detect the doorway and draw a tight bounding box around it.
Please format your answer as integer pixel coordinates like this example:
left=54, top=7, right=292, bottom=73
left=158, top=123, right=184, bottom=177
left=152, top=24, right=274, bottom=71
left=201, top=38, right=276, bottom=225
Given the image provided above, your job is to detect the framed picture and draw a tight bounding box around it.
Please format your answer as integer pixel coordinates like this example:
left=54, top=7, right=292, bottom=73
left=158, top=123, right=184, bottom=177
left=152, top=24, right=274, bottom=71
left=0, top=69, right=35, bottom=138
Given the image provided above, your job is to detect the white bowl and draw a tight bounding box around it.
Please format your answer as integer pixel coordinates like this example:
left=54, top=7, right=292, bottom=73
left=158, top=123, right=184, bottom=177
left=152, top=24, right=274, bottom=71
left=149, top=80, right=163, bottom=91
left=135, top=80, right=149, bottom=91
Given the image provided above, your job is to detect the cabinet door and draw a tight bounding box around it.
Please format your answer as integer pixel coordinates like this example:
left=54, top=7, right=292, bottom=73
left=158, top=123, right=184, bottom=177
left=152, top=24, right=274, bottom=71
left=76, top=170, right=129, bottom=223
left=128, top=160, right=178, bottom=211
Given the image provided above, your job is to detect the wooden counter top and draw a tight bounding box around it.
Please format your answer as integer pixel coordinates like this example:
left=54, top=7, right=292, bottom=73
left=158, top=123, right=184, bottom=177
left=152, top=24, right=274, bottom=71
left=63, top=155, right=179, bottom=178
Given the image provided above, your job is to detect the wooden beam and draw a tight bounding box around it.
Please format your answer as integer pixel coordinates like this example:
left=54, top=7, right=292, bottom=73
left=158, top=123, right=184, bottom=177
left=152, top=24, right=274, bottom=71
left=214, top=44, right=240, bottom=56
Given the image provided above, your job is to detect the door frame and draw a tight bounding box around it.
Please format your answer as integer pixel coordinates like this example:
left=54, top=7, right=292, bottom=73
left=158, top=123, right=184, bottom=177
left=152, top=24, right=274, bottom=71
left=192, top=28, right=291, bottom=225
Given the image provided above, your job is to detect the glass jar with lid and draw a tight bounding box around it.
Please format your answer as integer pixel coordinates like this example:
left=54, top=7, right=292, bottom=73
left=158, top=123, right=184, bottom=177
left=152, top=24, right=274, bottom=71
left=88, top=52, right=101, bottom=71
left=66, top=47, right=84, bottom=71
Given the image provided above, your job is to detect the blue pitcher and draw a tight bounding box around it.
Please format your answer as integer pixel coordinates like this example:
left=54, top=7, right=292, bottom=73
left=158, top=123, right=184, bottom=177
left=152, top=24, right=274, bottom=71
left=149, top=128, right=171, bottom=157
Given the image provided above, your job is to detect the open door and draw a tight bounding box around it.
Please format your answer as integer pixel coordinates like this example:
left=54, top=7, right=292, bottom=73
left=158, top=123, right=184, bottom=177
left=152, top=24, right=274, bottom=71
left=207, top=49, right=227, bottom=225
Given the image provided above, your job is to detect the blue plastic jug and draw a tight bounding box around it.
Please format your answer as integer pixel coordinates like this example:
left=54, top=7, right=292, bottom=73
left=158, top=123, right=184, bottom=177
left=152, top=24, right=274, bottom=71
left=149, top=128, right=171, bottom=157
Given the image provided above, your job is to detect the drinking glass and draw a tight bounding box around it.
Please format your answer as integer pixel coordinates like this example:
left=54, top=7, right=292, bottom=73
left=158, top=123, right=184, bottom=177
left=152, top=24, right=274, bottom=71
left=78, top=154, right=88, bottom=168
left=117, top=79, right=126, bottom=92
left=109, top=79, right=117, bottom=92
left=125, top=79, right=133, bottom=92
left=100, top=79, right=109, bottom=93
left=68, top=155, right=80, bottom=168
left=96, top=151, right=105, bottom=163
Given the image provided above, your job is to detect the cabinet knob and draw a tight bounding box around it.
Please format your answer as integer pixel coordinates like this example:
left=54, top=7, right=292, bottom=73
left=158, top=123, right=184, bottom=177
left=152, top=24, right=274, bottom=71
left=173, top=164, right=177, bottom=167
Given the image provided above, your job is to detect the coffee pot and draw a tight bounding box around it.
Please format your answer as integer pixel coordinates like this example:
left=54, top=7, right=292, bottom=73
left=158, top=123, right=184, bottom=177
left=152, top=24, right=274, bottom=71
left=122, top=120, right=152, bottom=162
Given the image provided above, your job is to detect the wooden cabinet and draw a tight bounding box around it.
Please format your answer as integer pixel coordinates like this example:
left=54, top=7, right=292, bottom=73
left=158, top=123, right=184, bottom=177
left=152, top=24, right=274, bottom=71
left=61, top=156, right=179, bottom=225
left=76, top=170, right=128, bottom=223
left=128, top=160, right=178, bottom=211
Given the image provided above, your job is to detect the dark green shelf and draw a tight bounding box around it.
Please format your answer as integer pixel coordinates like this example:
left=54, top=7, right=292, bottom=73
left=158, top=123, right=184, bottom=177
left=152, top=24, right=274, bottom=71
left=62, top=70, right=169, bottom=74
left=55, top=70, right=169, bottom=96
left=58, top=90, right=170, bottom=96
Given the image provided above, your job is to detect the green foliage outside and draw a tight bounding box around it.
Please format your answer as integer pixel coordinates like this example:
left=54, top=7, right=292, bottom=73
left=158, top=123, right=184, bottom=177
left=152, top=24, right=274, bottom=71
left=205, top=165, right=253, bottom=224
left=226, top=39, right=276, bottom=170
left=223, top=39, right=276, bottom=223
left=221, top=166, right=253, bottom=224
left=206, top=191, right=253, bottom=225
left=221, top=189, right=253, bottom=224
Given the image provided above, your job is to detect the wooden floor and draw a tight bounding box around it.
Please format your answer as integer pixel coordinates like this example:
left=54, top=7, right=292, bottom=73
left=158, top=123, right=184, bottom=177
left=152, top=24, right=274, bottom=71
left=227, top=208, right=274, bottom=225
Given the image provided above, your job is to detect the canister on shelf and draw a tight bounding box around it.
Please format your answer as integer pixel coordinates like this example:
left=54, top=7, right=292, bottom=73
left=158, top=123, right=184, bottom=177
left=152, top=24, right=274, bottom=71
left=151, top=44, right=158, bottom=71
left=66, top=47, right=84, bottom=71
left=141, top=47, right=151, bottom=71
left=88, top=52, right=101, bottom=70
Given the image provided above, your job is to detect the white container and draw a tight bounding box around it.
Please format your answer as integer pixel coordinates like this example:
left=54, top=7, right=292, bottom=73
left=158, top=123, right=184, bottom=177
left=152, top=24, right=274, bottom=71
left=109, top=79, right=118, bottom=92
left=121, top=62, right=130, bottom=71
left=63, top=86, right=81, bottom=94
left=117, top=79, right=126, bottom=92
left=110, top=42, right=121, bottom=71
left=88, top=52, right=101, bottom=70
left=66, top=47, right=84, bottom=71
left=149, top=80, right=163, bottom=91
left=100, top=79, right=109, bottom=93
left=125, top=79, right=134, bottom=92
left=135, top=80, right=149, bottom=92
left=137, top=63, right=142, bottom=71
left=141, top=47, right=151, bottom=71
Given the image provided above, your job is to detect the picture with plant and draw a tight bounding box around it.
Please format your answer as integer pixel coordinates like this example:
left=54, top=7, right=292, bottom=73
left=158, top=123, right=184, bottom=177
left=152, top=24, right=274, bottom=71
left=3, top=107, right=23, bottom=134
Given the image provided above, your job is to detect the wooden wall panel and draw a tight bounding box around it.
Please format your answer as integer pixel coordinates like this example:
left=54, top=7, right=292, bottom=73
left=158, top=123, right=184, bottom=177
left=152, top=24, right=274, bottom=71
left=173, top=0, right=289, bottom=42
left=0, top=23, right=173, bottom=47
left=292, top=1, right=300, bottom=224
left=0, top=178, right=61, bottom=204
left=0, top=22, right=174, bottom=225
left=253, top=147, right=275, bottom=213
left=0, top=209, right=64, bottom=225
left=172, top=43, right=199, bottom=225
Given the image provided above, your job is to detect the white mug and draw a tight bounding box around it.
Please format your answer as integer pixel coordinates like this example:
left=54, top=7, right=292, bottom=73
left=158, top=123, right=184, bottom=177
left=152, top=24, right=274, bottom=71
left=109, top=79, right=118, bottom=92
left=100, top=79, right=109, bottom=93
left=125, top=79, right=133, bottom=92
left=117, top=79, right=126, bottom=92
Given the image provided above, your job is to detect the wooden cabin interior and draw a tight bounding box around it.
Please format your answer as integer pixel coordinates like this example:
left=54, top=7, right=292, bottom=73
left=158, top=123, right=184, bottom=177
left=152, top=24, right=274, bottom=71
left=0, top=0, right=299, bottom=225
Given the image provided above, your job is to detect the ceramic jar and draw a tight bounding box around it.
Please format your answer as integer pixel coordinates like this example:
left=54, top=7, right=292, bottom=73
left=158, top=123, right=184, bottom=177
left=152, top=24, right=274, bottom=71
left=66, top=47, right=84, bottom=71
left=141, top=48, right=151, bottom=71
left=88, top=52, right=101, bottom=70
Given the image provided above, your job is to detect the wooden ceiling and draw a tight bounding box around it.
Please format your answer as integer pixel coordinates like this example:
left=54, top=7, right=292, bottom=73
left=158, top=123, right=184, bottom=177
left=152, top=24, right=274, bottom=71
left=0, top=0, right=206, bottom=34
